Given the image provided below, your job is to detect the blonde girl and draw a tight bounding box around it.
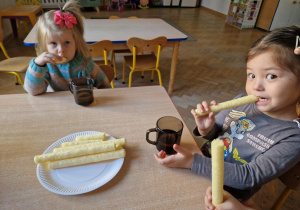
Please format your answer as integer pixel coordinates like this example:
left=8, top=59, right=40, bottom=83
left=24, top=0, right=110, bottom=95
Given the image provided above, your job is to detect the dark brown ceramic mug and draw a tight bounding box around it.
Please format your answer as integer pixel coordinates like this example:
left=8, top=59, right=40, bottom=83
left=146, top=116, right=184, bottom=155
left=69, top=78, right=94, bottom=106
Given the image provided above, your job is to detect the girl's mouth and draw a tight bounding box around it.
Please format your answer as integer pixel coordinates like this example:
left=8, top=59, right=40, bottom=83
left=256, top=97, right=269, bottom=105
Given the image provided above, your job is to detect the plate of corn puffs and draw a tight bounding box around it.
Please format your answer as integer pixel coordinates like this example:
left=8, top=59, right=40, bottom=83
left=35, top=131, right=126, bottom=195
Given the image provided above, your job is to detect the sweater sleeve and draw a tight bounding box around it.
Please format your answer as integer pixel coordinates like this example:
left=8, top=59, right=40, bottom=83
left=191, top=135, right=300, bottom=190
left=24, top=59, right=49, bottom=95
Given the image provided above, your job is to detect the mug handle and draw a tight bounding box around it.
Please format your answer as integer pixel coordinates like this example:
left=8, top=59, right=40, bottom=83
left=146, top=128, right=156, bottom=145
left=69, top=82, right=74, bottom=94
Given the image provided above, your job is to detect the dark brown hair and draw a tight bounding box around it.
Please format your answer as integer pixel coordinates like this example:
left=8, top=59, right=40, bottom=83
left=247, top=25, right=300, bottom=77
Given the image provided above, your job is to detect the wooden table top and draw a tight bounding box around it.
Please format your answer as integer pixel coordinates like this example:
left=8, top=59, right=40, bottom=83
left=0, top=86, right=210, bottom=209
left=24, top=18, right=188, bottom=46
left=0, top=5, right=42, bottom=16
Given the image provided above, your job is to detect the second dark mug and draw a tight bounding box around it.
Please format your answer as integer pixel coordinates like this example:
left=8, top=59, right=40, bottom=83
left=69, top=77, right=94, bottom=106
left=146, top=116, right=184, bottom=155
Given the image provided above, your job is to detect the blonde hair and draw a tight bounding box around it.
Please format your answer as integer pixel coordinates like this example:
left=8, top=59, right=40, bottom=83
left=35, top=0, right=90, bottom=59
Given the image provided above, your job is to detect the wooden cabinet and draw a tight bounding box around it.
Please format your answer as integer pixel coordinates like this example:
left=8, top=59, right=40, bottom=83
left=226, top=0, right=262, bottom=29
left=256, top=0, right=300, bottom=31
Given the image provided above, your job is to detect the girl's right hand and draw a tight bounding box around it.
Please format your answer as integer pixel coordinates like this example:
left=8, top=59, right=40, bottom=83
left=34, top=52, right=63, bottom=66
left=191, top=100, right=217, bottom=136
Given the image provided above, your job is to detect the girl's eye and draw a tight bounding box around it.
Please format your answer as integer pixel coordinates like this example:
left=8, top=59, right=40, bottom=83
left=50, top=42, right=57, bottom=46
left=267, top=74, right=277, bottom=79
left=248, top=73, right=255, bottom=79
left=65, top=41, right=70, bottom=45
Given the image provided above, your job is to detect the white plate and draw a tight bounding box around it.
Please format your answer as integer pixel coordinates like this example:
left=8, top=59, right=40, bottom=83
left=36, top=131, right=124, bottom=195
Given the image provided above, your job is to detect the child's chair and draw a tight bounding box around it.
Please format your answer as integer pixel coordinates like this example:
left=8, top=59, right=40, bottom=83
left=122, top=36, right=167, bottom=87
left=271, top=161, right=300, bottom=210
left=16, top=0, right=41, bottom=38
left=0, top=26, right=33, bottom=92
left=109, top=16, right=138, bottom=80
left=87, top=40, right=115, bottom=88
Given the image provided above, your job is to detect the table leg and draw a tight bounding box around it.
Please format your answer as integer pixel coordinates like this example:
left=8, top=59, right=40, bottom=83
left=168, top=41, right=179, bottom=93
left=9, top=19, right=18, bottom=38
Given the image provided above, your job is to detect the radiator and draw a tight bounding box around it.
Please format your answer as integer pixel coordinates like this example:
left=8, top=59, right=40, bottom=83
left=38, top=0, right=100, bottom=8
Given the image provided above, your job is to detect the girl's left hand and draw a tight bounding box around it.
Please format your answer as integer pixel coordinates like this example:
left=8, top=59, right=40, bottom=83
left=154, top=144, right=195, bottom=169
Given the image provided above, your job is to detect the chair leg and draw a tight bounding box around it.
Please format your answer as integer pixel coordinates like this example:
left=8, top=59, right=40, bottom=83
left=156, top=70, right=162, bottom=86
left=112, top=52, right=117, bottom=80
left=151, top=70, right=154, bottom=82
left=15, top=75, right=19, bottom=85
left=122, top=59, right=126, bottom=84
left=271, top=187, right=292, bottom=210
left=110, top=80, right=114, bottom=88
left=141, top=71, right=144, bottom=78
left=129, top=70, right=134, bottom=87
left=9, top=72, right=27, bottom=92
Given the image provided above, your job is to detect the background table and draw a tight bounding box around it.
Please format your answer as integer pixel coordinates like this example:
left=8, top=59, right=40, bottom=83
left=0, top=86, right=210, bottom=209
left=24, top=18, right=188, bottom=93
left=0, top=5, right=43, bottom=38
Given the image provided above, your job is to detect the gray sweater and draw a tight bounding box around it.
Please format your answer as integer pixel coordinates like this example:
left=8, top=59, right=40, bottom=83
left=191, top=94, right=300, bottom=201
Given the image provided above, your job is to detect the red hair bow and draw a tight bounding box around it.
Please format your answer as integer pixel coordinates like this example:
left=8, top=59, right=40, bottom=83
left=54, top=10, right=77, bottom=29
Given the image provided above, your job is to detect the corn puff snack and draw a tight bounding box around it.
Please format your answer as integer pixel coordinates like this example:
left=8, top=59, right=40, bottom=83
left=48, top=149, right=126, bottom=169
left=54, top=138, right=126, bottom=152
left=211, top=139, right=224, bottom=206
left=34, top=142, right=115, bottom=164
left=61, top=139, right=104, bottom=147
left=76, top=132, right=106, bottom=141
left=195, top=95, right=258, bottom=116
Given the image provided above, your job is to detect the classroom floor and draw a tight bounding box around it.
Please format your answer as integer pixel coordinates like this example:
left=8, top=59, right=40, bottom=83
left=0, top=6, right=299, bottom=210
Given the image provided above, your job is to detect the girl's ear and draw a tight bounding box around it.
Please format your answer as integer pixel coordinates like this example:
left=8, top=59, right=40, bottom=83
left=294, top=47, right=300, bottom=55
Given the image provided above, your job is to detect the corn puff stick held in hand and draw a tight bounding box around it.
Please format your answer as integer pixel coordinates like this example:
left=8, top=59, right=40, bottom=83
left=211, top=139, right=224, bottom=206
left=75, top=132, right=106, bottom=141
left=48, top=149, right=126, bottom=169
left=55, top=57, right=67, bottom=64
left=195, top=95, right=258, bottom=116
left=34, top=142, right=115, bottom=164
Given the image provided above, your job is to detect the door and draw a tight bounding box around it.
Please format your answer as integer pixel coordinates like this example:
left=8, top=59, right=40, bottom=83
left=288, top=1, right=300, bottom=26
left=270, top=0, right=299, bottom=30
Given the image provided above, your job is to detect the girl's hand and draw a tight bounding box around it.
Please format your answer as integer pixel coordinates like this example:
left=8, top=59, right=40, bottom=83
left=205, top=186, right=254, bottom=210
left=154, top=144, right=194, bottom=169
left=191, top=100, right=217, bottom=136
left=34, top=52, right=64, bottom=66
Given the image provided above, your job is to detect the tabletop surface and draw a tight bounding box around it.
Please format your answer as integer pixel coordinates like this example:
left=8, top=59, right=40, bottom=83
left=24, top=18, right=188, bottom=46
left=0, top=86, right=210, bottom=209
left=0, top=5, right=42, bottom=14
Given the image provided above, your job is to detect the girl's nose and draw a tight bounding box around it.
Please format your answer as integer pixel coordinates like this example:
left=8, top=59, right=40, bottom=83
left=253, top=78, right=264, bottom=91
left=57, top=45, right=64, bottom=54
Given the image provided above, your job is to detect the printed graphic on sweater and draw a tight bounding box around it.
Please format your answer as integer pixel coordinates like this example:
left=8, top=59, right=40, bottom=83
left=219, top=110, right=256, bottom=160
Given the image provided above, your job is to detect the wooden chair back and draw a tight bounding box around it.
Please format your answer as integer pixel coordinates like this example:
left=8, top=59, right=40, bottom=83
left=271, top=161, right=300, bottom=210
left=87, top=40, right=115, bottom=88
left=279, top=161, right=300, bottom=191
left=88, top=40, right=114, bottom=64
left=99, top=65, right=114, bottom=82
left=16, top=0, right=41, bottom=6
left=109, top=16, right=121, bottom=19
left=127, top=36, right=167, bottom=54
left=109, top=16, right=138, bottom=19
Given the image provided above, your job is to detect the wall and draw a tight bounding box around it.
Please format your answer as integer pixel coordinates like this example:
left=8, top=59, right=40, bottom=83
left=1, top=0, right=14, bottom=39
left=201, top=0, right=231, bottom=15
